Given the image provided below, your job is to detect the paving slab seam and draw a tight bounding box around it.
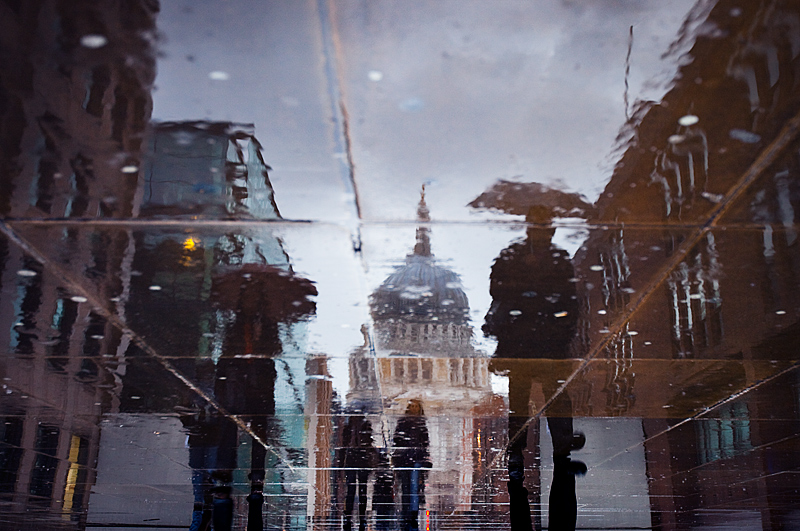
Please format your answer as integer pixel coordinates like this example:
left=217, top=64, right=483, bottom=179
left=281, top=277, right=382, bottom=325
left=315, top=0, right=361, bottom=222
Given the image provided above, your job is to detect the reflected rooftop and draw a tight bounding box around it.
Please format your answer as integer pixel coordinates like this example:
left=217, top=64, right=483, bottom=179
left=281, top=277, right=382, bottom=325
left=1, top=1, right=800, bottom=530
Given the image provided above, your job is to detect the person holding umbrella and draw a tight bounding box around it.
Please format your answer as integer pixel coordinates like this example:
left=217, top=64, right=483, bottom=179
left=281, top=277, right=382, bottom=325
left=483, top=205, right=586, bottom=531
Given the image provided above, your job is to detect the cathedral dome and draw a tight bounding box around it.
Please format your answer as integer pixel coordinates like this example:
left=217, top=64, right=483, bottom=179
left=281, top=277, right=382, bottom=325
left=371, top=254, right=470, bottom=324
left=370, top=190, right=470, bottom=324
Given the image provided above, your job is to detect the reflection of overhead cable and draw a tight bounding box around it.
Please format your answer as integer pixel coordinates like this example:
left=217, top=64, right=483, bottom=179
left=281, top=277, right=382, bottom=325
left=624, top=25, right=633, bottom=121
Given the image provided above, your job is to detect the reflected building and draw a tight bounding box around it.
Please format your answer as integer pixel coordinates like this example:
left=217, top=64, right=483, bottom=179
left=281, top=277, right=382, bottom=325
left=0, top=0, right=157, bottom=219
left=0, top=2, right=315, bottom=521
left=596, top=0, right=800, bottom=225
left=664, top=232, right=724, bottom=359
left=0, top=154, right=312, bottom=529
left=0, top=241, right=111, bottom=529
left=0, top=1, right=278, bottom=223
left=570, top=0, right=800, bottom=409
left=140, top=121, right=280, bottom=220
left=0, top=1, right=157, bottom=527
left=347, top=192, right=504, bottom=522
left=574, top=1, right=800, bottom=527
left=0, top=1, right=318, bottom=526
left=571, top=227, right=638, bottom=418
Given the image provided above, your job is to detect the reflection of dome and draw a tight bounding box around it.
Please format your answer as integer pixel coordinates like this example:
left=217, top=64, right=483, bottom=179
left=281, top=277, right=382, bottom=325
left=367, top=190, right=477, bottom=357
left=371, top=254, right=470, bottom=324
left=371, top=190, right=470, bottom=324
left=347, top=191, right=502, bottom=516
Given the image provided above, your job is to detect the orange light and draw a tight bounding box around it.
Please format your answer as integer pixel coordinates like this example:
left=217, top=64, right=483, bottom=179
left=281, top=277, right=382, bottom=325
left=183, top=237, right=199, bottom=251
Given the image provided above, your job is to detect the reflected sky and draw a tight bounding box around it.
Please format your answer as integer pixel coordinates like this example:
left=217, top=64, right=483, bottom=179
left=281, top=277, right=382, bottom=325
left=152, top=0, right=698, bottom=221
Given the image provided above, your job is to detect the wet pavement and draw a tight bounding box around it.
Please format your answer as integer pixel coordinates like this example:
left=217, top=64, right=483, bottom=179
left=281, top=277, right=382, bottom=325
left=2, top=0, right=800, bottom=530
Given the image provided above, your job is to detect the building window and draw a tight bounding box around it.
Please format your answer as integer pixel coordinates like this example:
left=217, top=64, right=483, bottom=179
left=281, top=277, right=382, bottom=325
left=29, top=425, right=61, bottom=500
left=0, top=417, right=24, bottom=494
left=696, top=402, right=751, bottom=465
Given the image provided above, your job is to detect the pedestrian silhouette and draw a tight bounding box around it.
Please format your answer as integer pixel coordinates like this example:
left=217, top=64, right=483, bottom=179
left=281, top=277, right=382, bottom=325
left=371, top=447, right=395, bottom=530
left=392, top=399, right=431, bottom=531
left=339, top=415, right=378, bottom=531
left=484, top=206, right=586, bottom=531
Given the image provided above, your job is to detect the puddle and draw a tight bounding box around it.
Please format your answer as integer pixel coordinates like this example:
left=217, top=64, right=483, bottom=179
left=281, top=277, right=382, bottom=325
left=2, top=0, right=800, bottom=529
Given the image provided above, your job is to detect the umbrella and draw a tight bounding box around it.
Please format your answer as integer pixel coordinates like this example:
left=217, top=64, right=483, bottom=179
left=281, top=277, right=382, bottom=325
left=468, top=179, right=596, bottom=219
left=210, top=263, right=317, bottom=323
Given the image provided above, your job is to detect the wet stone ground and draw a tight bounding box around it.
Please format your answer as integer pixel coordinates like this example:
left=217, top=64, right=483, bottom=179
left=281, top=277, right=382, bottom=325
left=2, top=1, right=800, bottom=530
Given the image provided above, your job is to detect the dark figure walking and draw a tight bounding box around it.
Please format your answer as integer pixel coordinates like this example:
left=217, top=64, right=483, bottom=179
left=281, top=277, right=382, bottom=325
left=392, top=399, right=431, bottom=531
left=484, top=206, right=586, bottom=531
left=340, top=415, right=378, bottom=531
left=371, top=448, right=395, bottom=530
left=181, top=407, right=237, bottom=531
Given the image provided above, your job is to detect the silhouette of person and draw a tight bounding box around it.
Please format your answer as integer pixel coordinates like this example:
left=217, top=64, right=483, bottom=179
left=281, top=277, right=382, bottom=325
left=181, top=407, right=237, bottom=531
left=179, top=260, right=316, bottom=531
left=339, top=415, right=378, bottom=531
left=179, top=358, right=272, bottom=531
left=392, top=399, right=431, bottom=531
left=213, top=354, right=276, bottom=531
left=484, top=206, right=586, bottom=531
left=245, top=436, right=266, bottom=531
left=371, top=447, right=395, bottom=530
